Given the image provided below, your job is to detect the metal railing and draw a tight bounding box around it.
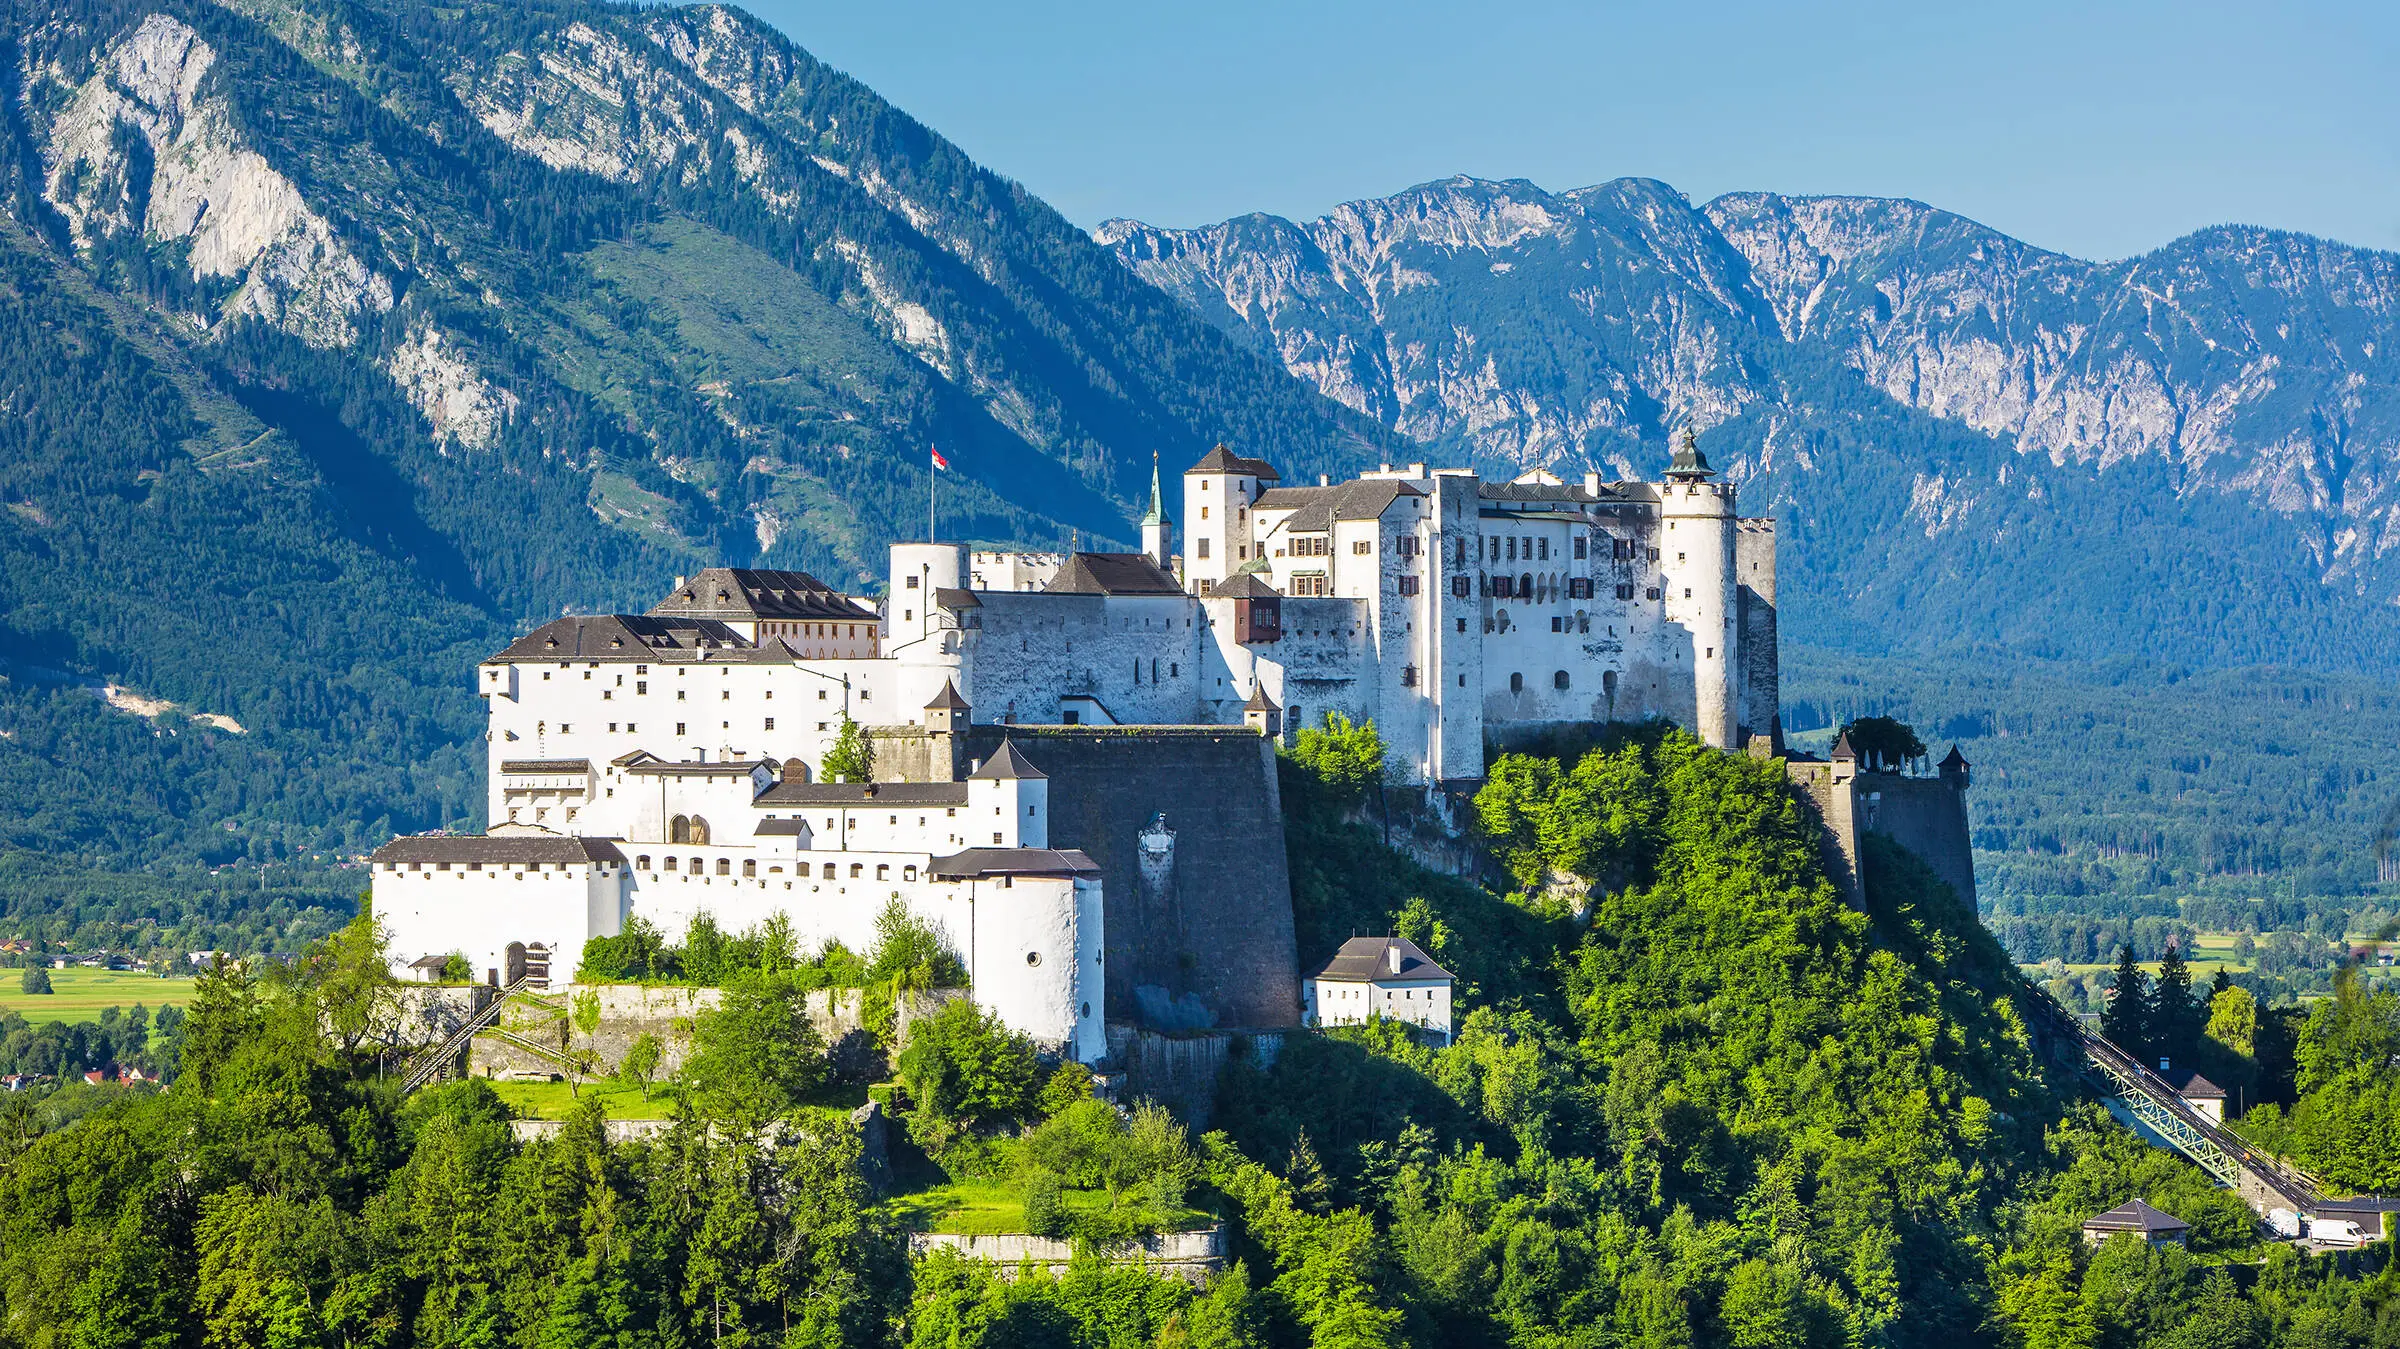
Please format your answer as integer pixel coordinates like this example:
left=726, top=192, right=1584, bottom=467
left=2025, top=985, right=2319, bottom=1214
left=400, top=977, right=532, bottom=1092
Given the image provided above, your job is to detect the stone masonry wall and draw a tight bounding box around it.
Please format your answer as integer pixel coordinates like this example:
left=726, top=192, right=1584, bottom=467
left=967, top=726, right=1300, bottom=1032
left=1856, top=772, right=1978, bottom=907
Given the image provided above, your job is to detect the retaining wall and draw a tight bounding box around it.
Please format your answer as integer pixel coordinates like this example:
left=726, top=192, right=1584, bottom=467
left=908, top=1225, right=1225, bottom=1284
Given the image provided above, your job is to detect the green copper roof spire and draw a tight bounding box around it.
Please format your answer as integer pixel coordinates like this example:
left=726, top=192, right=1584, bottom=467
left=1141, top=450, right=1171, bottom=526
left=1665, top=425, right=1716, bottom=481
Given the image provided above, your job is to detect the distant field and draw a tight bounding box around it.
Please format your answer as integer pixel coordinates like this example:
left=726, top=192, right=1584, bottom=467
left=0, top=968, right=191, bottom=1026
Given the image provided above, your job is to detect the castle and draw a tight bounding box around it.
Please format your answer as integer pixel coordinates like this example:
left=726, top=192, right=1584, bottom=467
left=370, top=439, right=1781, bottom=1052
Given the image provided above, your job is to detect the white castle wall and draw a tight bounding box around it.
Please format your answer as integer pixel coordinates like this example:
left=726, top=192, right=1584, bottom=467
left=376, top=858, right=627, bottom=987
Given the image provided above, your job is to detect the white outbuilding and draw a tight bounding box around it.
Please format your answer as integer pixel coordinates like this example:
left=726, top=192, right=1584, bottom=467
left=1303, top=936, right=1454, bottom=1043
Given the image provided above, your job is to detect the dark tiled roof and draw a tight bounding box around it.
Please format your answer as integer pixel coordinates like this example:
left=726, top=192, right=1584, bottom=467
left=1939, top=745, right=1971, bottom=770
left=490, top=614, right=793, bottom=665
left=372, top=834, right=627, bottom=865
left=2166, top=1070, right=2226, bottom=1100
left=1243, top=683, right=1280, bottom=712
left=1307, top=936, right=1452, bottom=984
left=1255, top=479, right=1422, bottom=531
left=498, top=759, right=592, bottom=774
left=929, top=848, right=1101, bottom=879
left=972, top=740, right=1046, bottom=781
left=753, top=818, right=814, bottom=835
left=2082, top=1200, right=2188, bottom=1235
left=1207, top=573, right=1281, bottom=599
left=935, top=587, right=982, bottom=609
left=754, top=782, right=970, bottom=806
left=1829, top=731, right=1857, bottom=761
left=1044, top=552, right=1185, bottom=596
left=648, top=568, right=876, bottom=623
left=925, top=679, right=972, bottom=710
left=1187, top=445, right=1280, bottom=479
left=619, top=759, right=768, bottom=778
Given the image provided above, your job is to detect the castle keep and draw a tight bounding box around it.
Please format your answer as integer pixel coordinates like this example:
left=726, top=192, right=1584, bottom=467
left=370, top=441, right=1791, bottom=1040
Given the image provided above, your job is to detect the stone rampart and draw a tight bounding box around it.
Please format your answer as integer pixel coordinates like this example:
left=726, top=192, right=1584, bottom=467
left=908, top=1226, right=1225, bottom=1284
left=1856, top=772, right=1977, bottom=907
left=1105, top=1024, right=1285, bottom=1128
left=965, top=726, right=1299, bottom=1031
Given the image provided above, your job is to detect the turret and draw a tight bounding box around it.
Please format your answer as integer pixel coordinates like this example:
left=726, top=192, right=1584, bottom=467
left=1829, top=729, right=1858, bottom=784
left=1938, top=744, right=1971, bottom=791
left=969, top=739, right=1048, bottom=848
left=1140, top=451, right=1175, bottom=573
left=1242, top=682, right=1282, bottom=738
left=924, top=680, right=971, bottom=782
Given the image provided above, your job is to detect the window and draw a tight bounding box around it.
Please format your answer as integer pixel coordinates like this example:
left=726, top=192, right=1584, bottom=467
left=1452, top=576, right=1471, bottom=598
left=742, top=859, right=756, bottom=877
left=1646, top=587, right=1661, bottom=601
left=1538, top=538, right=1549, bottom=560
left=1684, top=588, right=1692, bottom=599
left=904, top=865, right=918, bottom=881
left=637, top=855, right=650, bottom=869
left=905, top=575, right=919, bottom=589
left=1551, top=616, right=1563, bottom=632
left=664, top=856, right=679, bottom=872
left=876, top=864, right=889, bottom=880
left=1402, top=664, right=1418, bottom=687
left=764, top=717, right=775, bottom=730
left=676, top=722, right=687, bottom=735
left=1201, top=505, right=1209, bottom=519
left=1574, top=536, right=1588, bottom=559
left=720, top=690, right=729, bottom=700
left=849, top=863, right=863, bottom=878
left=1510, top=672, right=1524, bottom=693
left=1196, top=537, right=1210, bottom=559
left=636, top=681, right=647, bottom=694
left=822, top=863, right=837, bottom=879
left=1291, top=574, right=1329, bottom=597
left=1352, top=539, right=1372, bottom=555
left=1554, top=670, right=1571, bottom=690
left=676, top=690, right=686, bottom=701
left=716, top=858, right=731, bottom=876
left=559, top=723, right=571, bottom=734
left=1398, top=575, right=1420, bottom=596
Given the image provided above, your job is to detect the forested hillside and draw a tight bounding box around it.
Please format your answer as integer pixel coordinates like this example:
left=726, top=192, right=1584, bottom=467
left=0, top=0, right=1391, bottom=922
left=3, top=724, right=2387, bottom=1347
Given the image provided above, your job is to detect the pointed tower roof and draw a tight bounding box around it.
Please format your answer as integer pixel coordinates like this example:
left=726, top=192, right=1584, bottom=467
left=1141, top=450, right=1171, bottom=527
left=1829, top=729, right=1857, bottom=762
left=1665, top=426, right=1716, bottom=481
left=1938, top=745, right=1969, bottom=771
left=924, top=679, right=971, bottom=712
left=1243, top=683, right=1280, bottom=712
left=972, top=740, right=1047, bottom=781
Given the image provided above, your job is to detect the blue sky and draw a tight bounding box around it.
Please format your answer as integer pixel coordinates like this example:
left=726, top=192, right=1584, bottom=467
left=741, top=0, right=2397, bottom=262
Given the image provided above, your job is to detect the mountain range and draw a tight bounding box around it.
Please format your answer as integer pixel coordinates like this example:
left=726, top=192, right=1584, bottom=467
left=1104, top=178, right=2400, bottom=668
left=0, top=0, right=2390, bottom=932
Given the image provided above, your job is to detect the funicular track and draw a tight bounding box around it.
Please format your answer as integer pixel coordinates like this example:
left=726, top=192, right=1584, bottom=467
left=2026, top=985, right=2320, bottom=1216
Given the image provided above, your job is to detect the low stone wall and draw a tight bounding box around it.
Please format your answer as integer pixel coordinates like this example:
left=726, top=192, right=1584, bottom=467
left=909, top=1225, right=1225, bottom=1284
left=466, top=984, right=953, bottom=1082
left=393, top=985, right=491, bottom=1048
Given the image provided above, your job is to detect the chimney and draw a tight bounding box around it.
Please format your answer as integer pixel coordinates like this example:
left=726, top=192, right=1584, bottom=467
left=1386, top=942, right=1402, bottom=975
left=1319, top=474, right=1331, bottom=486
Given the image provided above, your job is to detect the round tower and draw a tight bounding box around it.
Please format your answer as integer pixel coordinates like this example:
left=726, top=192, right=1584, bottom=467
left=886, top=543, right=966, bottom=707
left=1658, top=428, right=1738, bottom=748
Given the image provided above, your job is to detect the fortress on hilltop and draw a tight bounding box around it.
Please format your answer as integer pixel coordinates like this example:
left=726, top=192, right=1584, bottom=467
left=371, top=437, right=1823, bottom=1047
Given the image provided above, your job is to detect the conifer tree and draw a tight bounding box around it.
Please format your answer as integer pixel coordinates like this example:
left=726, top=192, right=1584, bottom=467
left=2154, top=939, right=2195, bottom=1066
left=2101, top=945, right=2151, bottom=1053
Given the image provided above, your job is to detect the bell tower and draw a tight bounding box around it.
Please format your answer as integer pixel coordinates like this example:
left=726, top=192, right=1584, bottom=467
left=1140, top=451, right=1175, bottom=573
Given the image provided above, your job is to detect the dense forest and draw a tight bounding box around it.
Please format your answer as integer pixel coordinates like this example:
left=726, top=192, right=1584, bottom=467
left=4, top=725, right=2396, bottom=1347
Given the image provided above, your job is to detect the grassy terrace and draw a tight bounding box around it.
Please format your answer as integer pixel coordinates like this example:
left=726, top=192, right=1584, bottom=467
left=0, top=969, right=193, bottom=1025
left=879, top=1180, right=1215, bottom=1237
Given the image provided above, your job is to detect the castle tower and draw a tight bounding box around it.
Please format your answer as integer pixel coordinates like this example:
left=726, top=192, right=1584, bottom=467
left=1140, top=451, right=1175, bottom=573
left=1182, top=446, right=1278, bottom=592
left=1657, top=428, right=1738, bottom=748
left=969, top=739, right=1048, bottom=848
left=886, top=543, right=966, bottom=707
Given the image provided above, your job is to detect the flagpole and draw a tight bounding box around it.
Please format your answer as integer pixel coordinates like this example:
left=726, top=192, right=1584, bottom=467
left=929, top=450, right=936, bottom=543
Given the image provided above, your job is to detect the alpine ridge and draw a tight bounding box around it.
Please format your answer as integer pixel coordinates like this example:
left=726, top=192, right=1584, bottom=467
left=1102, top=175, right=2400, bottom=670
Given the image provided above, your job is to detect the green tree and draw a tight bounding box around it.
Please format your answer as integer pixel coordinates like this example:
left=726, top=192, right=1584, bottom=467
left=895, top=997, right=1038, bottom=1157
left=1286, top=713, right=1388, bottom=800
left=1839, top=715, right=1926, bottom=773
left=619, top=1032, right=662, bottom=1100
left=823, top=714, right=873, bottom=783
left=2101, top=945, right=2152, bottom=1053
left=678, top=971, right=826, bottom=1130
left=2154, top=939, right=2197, bottom=1066
left=18, top=965, right=49, bottom=996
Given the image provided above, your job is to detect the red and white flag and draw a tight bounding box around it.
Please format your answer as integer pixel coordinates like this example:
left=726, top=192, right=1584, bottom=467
left=929, top=446, right=950, bottom=471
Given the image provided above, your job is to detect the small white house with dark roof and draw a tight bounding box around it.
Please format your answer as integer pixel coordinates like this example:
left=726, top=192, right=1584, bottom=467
left=1303, top=936, right=1455, bottom=1043
left=2163, top=1067, right=2228, bottom=1123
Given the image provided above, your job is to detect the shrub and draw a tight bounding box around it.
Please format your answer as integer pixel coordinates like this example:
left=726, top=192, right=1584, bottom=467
left=19, top=966, right=50, bottom=995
